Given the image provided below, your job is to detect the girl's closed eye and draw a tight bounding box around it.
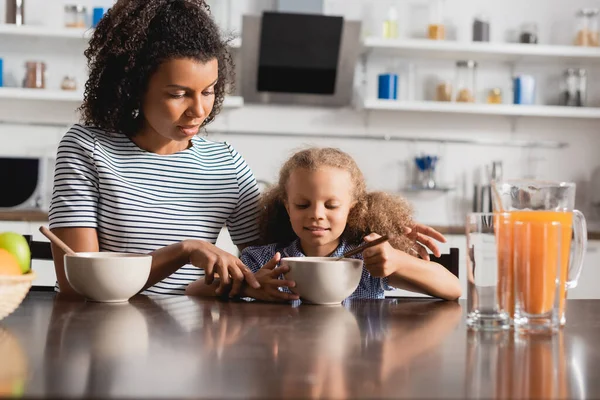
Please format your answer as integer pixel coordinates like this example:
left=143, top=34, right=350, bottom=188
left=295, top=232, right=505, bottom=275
left=169, top=92, right=185, bottom=99
left=294, top=203, right=309, bottom=209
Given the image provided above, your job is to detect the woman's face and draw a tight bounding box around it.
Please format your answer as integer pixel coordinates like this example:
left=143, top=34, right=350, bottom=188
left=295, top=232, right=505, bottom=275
left=284, top=167, right=355, bottom=257
left=139, top=57, right=218, bottom=147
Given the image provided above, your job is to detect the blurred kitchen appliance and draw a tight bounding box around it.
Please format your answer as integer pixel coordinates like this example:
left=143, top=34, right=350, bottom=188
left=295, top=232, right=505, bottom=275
left=560, top=68, right=587, bottom=107
left=414, top=154, right=439, bottom=189
left=473, top=161, right=502, bottom=213
left=241, top=12, right=361, bottom=107
left=0, top=156, right=53, bottom=211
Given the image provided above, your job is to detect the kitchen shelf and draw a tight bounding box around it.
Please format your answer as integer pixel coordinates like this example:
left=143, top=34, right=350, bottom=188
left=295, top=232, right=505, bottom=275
left=363, top=99, right=600, bottom=119
left=401, top=186, right=455, bottom=193
left=0, top=87, right=245, bottom=108
left=363, top=37, right=600, bottom=64
left=0, top=24, right=243, bottom=48
left=210, top=129, right=567, bottom=149
left=0, top=24, right=91, bottom=39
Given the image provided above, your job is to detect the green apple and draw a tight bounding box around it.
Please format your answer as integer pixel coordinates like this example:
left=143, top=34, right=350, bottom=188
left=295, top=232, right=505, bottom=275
left=0, top=232, right=31, bottom=274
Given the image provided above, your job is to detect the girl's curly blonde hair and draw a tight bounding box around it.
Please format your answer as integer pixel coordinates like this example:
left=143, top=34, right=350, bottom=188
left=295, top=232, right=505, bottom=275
left=258, top=148, right=416, bottom=252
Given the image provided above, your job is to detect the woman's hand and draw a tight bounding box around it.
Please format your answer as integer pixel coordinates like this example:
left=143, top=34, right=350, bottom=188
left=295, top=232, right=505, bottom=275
left=243, top=253, right=299, bottom=302
left=404, top=223, right=447, bottom=260
left=362, top=233, right=407, bottom=278
left=186, top=240, right=260, bottom=296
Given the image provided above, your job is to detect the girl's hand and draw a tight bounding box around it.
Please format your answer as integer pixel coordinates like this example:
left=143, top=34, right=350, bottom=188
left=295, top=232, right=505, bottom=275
left=404, top=224, right=447, bottom=260
left=362, top=233, right=408, bottom=278
left=187, top=240, right=260, bottom=296
left=243, top=253, right=300, bottom=302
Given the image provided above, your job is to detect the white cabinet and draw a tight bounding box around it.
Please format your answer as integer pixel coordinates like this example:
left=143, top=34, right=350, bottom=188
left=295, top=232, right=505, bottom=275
left=567, top=240, right=600, bottom=299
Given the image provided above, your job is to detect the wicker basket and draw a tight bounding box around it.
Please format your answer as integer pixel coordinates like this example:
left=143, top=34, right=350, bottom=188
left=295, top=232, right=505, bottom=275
left=0, top=272, right=36, bottom=321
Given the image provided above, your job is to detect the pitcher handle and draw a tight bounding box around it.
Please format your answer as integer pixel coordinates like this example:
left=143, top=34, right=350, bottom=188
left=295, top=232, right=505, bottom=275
left=567, top=209, right=587, bottom=289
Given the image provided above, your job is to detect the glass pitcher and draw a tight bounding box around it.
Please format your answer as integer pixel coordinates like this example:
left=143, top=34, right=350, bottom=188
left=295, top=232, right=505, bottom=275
left=491, top=180, right=587, bottom=325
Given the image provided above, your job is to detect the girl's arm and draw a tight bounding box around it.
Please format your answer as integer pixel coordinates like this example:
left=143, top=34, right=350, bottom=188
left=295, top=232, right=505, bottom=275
left=362, top=233, right=461, bottom=301
left=386, top=255, right=461, bottom=300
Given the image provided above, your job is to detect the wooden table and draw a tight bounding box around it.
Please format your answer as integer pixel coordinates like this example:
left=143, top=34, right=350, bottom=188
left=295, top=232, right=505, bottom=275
left=1, top=292, right=599, bottom=398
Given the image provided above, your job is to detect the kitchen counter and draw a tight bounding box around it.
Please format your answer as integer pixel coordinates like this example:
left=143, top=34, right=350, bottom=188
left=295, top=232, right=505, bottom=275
left=1, top=292, right=599, bottom=398
left=0, top=210, right=49, bottom=222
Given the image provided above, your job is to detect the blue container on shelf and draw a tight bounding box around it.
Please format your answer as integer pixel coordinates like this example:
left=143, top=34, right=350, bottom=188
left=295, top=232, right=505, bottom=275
left=513, top=75, right=536, bottom=105
left=378, top=73, right=398, bottom=100
left=92, top=7, right=106, bottom=28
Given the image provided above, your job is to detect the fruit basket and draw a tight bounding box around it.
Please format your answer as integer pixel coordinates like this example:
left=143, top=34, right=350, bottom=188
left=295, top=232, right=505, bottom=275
left=0, top=272, right=36, bottom=321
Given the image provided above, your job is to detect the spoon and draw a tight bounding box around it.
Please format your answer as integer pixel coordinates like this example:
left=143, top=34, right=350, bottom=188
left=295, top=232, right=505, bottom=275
left=335, top=234, right=391, bottom=260
left=39, top=226, right=76, bottom=256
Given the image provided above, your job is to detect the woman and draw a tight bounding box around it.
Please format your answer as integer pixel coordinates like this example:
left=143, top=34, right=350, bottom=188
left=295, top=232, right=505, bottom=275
left=49, top=0, right=447, bottom=299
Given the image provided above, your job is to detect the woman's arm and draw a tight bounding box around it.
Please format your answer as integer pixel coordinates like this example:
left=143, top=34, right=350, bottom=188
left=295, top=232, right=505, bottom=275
left=51, top=227, right=259, bottom=297
left=186, top=252, right=298, bottom=301
left=50, top=227, right=99, bottom=298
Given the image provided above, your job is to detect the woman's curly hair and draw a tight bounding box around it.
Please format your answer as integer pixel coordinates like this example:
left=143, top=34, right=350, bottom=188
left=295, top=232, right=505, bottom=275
left=259, top=148, right=416, bottom=253
left=80, top=0, right=233, bottom=137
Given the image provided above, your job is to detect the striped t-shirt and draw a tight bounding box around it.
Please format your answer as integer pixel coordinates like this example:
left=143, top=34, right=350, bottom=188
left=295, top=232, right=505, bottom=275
left=49, top=124, right=260, bottom=295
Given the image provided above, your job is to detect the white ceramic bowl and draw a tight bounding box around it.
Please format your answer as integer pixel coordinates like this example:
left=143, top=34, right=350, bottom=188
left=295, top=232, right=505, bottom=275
left=64, top=252, right=152, bottom=303
left=281, top=257, right=363, bottom=305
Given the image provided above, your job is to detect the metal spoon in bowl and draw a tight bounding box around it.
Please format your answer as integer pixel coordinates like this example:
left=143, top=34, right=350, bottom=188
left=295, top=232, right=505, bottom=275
left=335, top=234, right=391, bottom=260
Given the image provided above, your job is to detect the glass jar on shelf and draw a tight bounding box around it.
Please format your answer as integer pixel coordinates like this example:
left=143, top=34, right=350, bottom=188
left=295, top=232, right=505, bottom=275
left=473, top=14, right=490, bottom=42
left=64, top=4, right=87, bottom=28
left=575, top=9, right=600, bottom=47
left=454, top=60, right=477, bottom=103
left=435, top=81, right=452, bottom=102
left=428, top=0, right=445, bottom=40
left=61, top=76, right=77, bottom=91
left=23, top=61, right=46, bottom=89
left=519, top=22, right=538, bottom=44
left=487, top=88, right=502, bottom=104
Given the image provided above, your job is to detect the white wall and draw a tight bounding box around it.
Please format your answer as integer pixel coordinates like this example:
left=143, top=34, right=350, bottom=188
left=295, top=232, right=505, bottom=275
left=1, top=0, right=600, bottom=229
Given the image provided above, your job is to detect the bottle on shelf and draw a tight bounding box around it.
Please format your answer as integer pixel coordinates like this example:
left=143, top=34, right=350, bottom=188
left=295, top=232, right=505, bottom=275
left=428, top=0, right=445, bottom=40
left=382, top=4, right=399, bottom=39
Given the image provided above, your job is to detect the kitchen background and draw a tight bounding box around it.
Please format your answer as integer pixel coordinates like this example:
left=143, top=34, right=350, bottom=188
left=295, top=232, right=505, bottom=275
left=1, top=0, right=600, bottom=298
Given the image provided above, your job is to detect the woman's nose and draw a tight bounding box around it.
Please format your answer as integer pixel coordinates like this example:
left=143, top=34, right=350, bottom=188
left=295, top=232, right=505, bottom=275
left=185, top=95, right=208, bottom=119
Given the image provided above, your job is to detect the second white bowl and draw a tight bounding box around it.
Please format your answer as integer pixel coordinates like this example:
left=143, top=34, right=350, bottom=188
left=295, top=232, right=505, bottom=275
left=281, top=257, right=363, bottom=305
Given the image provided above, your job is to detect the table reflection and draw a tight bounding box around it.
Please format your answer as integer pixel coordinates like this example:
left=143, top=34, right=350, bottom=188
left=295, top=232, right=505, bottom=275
left=36, top=295, right=463, bottom=398
left=0, top=327, right=27, bottom=397
left=466, top=330, right=572, bottom=399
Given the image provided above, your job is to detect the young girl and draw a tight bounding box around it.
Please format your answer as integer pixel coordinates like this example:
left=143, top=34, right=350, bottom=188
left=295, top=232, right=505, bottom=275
left=187, top=148, right=461, bottom=301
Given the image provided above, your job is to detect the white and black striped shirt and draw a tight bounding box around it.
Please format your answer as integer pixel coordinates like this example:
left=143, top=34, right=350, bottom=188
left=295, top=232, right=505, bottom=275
left=49, top=124, right=260, bottom=295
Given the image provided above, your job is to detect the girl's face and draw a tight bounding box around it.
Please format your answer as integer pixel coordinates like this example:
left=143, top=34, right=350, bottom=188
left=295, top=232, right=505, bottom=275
left=138, top=57, right=218, bottom=153
left=284, top=167, right=355, bottom=257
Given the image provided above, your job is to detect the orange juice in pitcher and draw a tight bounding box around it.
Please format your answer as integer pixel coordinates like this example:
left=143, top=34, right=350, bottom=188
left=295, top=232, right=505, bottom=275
left=492, top=181, right=587, bottom=325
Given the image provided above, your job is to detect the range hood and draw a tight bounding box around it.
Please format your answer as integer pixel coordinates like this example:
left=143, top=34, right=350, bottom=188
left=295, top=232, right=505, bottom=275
left=241, top=12, right=361, bottom=107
